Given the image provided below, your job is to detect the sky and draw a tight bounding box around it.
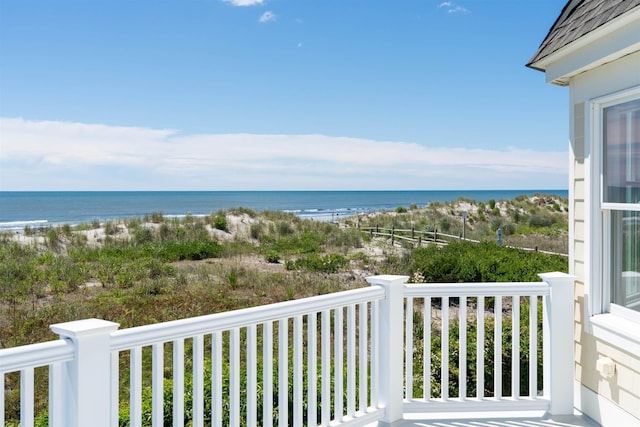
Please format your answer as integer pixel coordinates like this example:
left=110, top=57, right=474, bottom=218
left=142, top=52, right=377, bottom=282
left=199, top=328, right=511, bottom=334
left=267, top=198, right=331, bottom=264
left=0, top=0, right=570, bottom=191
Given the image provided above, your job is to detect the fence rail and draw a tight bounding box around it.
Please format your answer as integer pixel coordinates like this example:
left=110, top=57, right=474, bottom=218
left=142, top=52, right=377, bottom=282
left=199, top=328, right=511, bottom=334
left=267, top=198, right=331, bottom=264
left=358, top=226, right=567, bottom=257
left=1, top=273, right=575, bottom=427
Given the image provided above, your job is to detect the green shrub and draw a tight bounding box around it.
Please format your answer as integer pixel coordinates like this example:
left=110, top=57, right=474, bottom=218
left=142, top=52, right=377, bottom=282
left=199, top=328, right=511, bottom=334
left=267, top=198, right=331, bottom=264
left=213, top=215, right=228, bottom=231
left=438, top=217, right=451, bottom=232
left=410, top=241, right=567, bottom=283
left=134, top=227, right=155, bottom=245
left=277, top=220, right=294, bottom=236
left=527, top=214, right=557, bottom=228
left=154, top=240, right=223, bottom=262
left=250, top=223, right=263, bottom=240
left=396, top=206, right=408, bottom=213
left=265, top=251, right=280, bottom=263
left=285, top=253, right=348, bottom=273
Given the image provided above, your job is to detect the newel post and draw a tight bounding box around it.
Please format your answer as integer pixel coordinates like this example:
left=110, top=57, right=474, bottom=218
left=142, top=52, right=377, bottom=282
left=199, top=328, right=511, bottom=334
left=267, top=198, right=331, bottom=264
left=539, top=272, right=575, bottom=415
left=366, top=274, right=409, bottom=425
left=50, top=318, right=120, bottom=427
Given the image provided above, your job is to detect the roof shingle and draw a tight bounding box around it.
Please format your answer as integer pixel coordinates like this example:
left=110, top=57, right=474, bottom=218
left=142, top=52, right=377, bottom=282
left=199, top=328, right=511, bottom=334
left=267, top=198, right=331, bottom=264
left=527, top=0, right=640, bottom=69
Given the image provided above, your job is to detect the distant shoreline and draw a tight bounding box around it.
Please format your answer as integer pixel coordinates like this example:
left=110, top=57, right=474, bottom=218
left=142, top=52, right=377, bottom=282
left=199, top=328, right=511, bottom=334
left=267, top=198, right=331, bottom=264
left=0, top=190, right=568, bottom=233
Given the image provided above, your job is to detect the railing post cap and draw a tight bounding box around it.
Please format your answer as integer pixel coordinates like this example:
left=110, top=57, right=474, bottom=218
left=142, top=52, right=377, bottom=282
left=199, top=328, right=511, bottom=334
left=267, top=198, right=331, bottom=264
left=538, top=271, right=576, bottom=281
left=366, top=275, right=409, bottom=286
left=50, top=318, right=120, bottom=339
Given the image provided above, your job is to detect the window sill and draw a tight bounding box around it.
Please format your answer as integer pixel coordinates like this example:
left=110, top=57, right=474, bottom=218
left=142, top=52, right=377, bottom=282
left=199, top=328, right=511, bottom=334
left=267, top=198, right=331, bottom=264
left=589, top=313, right=640, bottom=354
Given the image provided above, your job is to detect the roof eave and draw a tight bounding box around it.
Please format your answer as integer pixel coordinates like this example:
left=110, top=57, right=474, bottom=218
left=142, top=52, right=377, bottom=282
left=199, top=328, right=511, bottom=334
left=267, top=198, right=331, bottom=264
left=527, top=5, right=640, bottom=86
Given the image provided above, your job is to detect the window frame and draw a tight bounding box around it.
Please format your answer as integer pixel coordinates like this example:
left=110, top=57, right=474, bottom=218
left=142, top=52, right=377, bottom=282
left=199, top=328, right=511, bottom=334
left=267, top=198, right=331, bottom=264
left=586, top=85, right=640, bottom=354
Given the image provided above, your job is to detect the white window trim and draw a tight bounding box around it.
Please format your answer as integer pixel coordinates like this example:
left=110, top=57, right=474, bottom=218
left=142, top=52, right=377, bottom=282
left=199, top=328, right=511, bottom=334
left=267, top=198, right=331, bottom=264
left=585, top=85, right=640, bottom=355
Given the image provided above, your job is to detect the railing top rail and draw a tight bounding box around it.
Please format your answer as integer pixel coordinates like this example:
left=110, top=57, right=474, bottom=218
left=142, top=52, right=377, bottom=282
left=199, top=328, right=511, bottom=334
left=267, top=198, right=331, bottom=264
left=404, top=281, right=550, bottom=297
left=111, top=286, right=384, bottom=351
left=0, top=339, right=73, bottom=373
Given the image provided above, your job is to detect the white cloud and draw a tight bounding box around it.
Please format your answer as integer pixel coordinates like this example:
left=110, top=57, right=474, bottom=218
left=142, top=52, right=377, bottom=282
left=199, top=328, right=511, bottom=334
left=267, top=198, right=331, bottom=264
left=438, top=1, right=469, bottom=14
left=259, top=11, right=276, bottom=23
left=222, top=0, right=264, bottom=6
left=0, top=118, right=567, bottom=190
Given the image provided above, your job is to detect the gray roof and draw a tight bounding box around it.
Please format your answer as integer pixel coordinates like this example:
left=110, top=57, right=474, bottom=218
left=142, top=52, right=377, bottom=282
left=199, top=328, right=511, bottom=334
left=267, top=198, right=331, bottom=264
left=527, top=0, right=640, bottom=69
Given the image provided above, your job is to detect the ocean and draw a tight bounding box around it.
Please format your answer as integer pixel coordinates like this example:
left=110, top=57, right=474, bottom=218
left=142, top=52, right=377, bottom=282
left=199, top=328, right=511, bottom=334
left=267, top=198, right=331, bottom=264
left=0, top=190, right=568, bottom=232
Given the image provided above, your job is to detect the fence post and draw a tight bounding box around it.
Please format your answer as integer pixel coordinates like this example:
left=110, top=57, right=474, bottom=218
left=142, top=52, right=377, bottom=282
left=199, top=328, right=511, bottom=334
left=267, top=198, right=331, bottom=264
left=538, top=272, right=575, bottom=415
left=50, top=318, right=120, bottom=427
left=366, top=275, right=409, bottom=425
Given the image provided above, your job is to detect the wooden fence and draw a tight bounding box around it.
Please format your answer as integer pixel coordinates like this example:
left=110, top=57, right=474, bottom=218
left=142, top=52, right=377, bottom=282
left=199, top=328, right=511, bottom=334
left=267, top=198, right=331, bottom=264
left=356, top=226, right=567, bottom=257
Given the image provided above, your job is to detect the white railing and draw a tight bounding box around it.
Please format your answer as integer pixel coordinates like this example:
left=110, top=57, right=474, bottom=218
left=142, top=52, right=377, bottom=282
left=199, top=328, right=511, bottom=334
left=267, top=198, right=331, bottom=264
left=403, top=282, right=548, bottom=411
left=0, top=273, right=575, bottom=427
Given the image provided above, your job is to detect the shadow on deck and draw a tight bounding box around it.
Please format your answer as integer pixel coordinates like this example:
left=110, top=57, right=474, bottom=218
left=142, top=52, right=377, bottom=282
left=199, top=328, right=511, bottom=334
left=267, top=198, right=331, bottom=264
left=373, top=410, right=600, bottom=427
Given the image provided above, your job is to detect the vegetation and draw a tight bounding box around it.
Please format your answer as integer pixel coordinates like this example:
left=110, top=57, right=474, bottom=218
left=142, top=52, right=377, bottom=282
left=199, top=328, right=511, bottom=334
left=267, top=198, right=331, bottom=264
left=0, top=194, right=568, bottom=426
left=345, top=193, right=569, bottom=254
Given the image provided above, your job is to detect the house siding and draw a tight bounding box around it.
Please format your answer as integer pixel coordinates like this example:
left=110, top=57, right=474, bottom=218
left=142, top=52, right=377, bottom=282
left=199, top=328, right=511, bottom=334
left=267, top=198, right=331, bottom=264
left=570, top=50, right=640, bottom=422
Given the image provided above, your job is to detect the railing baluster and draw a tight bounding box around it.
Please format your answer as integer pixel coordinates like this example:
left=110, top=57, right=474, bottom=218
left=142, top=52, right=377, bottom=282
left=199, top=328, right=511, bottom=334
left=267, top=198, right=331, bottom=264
left=294, top=315, right=303, bottom=426
left=193, top=335, right=204, bottom=427
left=358, top=302, right=368, bottom=412
left=247, top=325, right=257, bottom=427
left=1, top=373, right=4, bottom=426
left=512, top=296, right=520, bottom=398
left=278, top=319, right=288, bottom=427
left=173, top=339, right=185, bottom=427
left=371, top=300, right=380, bottom=408
left=130, top=347, right=142, bottom=427
left=262, top=323, right=273, bottom=427
left=495, top=296, right=503, bottom=399
left=424, top=296, right=431, bottom=400
left=321, top=310, right=331, bottom=426
left=442, top=297, right=449, bottom=400
left=212, top=332, right=222, bottom=427
left=405, top=296, right=413, bottom=400
left=334, top=307, right=343, bottom=422
left=307, top=313, right=318, bottom=426
left=20, top=368, right=34, bottom=427
left=111, top=351, right=119, bottom=427
left=529, top=295, right=538, bottom=398
left=347, top=304, right=356, bottom=417
left=152, top=343, right=164, bottom=427
left=231, top=328, right=240, bottom=426
left=49, top=362, right=64, bottom=427
left=477, top=296, right=485, bottom=399
left=459, top=296, right=467, bottom=399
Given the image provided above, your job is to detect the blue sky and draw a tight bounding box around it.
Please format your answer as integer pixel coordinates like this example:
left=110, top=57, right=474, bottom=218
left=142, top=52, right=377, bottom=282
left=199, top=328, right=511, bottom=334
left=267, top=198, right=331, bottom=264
left=0, top=0, right=569, bottom=191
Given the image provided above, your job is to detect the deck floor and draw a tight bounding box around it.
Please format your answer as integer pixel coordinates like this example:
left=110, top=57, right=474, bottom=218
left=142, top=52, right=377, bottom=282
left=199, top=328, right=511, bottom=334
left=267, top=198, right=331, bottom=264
left=369, top=410, right=601, bottom=427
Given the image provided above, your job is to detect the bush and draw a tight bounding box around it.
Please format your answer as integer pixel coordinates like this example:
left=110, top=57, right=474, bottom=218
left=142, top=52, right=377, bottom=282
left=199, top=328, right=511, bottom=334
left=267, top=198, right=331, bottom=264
left=134, top=227, right=155, bottom=245
left=527, top=214, right=557, bottom=228
left=438, top=217, right=451, bottom=232
left=213, top=215, right=228, bottom=231
left=265, top=251, right=280, bottom=263
left=154, top=240, right=223, bottom=262
left=285, top=253, right=348, bottom=273
left=410, top=241, right=567, bottom=283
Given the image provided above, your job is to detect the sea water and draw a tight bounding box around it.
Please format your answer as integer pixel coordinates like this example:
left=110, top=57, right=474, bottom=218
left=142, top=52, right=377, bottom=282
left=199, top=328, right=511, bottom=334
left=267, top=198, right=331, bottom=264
left=0, top=190, right=568, bottom=232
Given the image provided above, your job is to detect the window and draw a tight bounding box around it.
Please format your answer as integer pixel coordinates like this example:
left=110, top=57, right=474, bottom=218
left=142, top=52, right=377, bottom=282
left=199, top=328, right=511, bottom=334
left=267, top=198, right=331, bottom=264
left=587, top=87, right=640, bottom=352
left=600, top=94, right=640, bottom=316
